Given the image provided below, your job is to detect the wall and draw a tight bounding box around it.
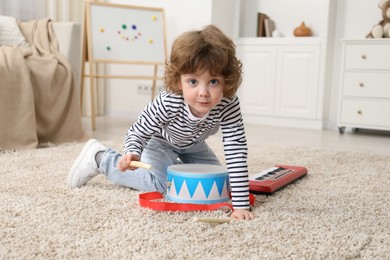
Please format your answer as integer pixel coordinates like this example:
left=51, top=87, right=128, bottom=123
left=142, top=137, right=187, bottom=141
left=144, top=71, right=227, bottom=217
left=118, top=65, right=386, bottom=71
left=1, top=0, right=383, bottom=128
left=101, top=0, right=214, bottom=119
left=45, top=0, right=83, bottom=23
left=0, top=0, right=45, bottom=20
left=239, top=0, right=330, bottom=38
left=211, top=0, right=240, bottom=39
left=89, top=0, right=384, bottom=129
left=235, top=0, right=383, bottom=129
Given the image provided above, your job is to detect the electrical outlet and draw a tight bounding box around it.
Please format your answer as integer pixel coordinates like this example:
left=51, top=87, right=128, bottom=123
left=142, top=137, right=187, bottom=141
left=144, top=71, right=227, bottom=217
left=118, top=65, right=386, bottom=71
left=137, top=85, right=152, bottom=95
left=137, top=85, right=164, bottom=95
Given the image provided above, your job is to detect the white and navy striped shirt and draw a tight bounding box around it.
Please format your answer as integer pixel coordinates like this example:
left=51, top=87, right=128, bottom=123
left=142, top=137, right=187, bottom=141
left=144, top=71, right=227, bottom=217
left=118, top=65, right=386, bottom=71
left=124, top=91, right=250, bottom=209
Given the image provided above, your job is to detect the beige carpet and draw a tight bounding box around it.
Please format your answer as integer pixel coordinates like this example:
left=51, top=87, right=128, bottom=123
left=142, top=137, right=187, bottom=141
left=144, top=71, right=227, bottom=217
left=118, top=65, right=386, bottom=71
left=0, top=137, right=389, bottom=259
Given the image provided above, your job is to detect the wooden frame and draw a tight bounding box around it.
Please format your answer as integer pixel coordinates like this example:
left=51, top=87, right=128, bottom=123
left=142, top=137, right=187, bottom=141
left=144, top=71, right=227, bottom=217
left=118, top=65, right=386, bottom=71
left=81, top=1, right=167, bottom=130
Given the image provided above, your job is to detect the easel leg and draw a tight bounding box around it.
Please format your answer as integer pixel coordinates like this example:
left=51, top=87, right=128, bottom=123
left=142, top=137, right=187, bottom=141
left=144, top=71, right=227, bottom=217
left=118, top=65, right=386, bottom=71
left=80, top=68, right=85, bottom=114
left=80, top=40, right=87, bottom=113
left=80, top=5, right=88, bottom=114
left=83, top=0, right=97, bottom=130
left=89, top=63, right=96, bottom=130
left=151, top=65, right=158, bottom=101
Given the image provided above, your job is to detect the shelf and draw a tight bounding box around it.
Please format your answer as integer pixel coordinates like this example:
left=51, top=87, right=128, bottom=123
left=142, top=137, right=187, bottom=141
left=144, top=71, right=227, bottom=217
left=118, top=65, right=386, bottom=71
left=341, top=38, right=390, bottom=43
left=235, top=36, right=324, bottom=46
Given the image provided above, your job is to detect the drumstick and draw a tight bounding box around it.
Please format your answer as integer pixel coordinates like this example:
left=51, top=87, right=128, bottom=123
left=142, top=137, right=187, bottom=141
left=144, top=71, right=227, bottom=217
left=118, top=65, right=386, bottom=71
left=129, top=161, right=152, bottom=170
left=192, top=217, right=233, bottom=224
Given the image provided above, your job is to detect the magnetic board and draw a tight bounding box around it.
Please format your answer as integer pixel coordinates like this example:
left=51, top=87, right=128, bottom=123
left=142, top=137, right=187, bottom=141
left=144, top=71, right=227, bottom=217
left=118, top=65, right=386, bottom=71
left=86, top=1, right=167, bottom=64
left=81, top=1, right=167, bottom=130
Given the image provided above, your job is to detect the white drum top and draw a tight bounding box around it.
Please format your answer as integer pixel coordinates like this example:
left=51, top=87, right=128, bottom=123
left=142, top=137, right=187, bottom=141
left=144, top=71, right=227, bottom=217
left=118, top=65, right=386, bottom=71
left=168, top=164, right=227, bottom=175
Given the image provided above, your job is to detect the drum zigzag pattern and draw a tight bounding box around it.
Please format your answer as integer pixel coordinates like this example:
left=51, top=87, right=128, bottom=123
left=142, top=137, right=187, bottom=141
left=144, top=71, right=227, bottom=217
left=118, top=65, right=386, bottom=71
left=167, top=175, right=229, bottom=204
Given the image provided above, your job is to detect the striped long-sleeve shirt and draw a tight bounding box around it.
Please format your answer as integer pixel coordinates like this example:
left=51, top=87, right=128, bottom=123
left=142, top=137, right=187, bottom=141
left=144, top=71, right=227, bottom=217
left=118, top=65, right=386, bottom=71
left=124, top=91, right=250, bottom=209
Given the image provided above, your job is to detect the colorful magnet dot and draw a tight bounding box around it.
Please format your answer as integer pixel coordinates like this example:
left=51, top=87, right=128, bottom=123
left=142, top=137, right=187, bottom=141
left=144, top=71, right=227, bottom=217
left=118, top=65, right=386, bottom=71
left=152, top=15, right=157, bottom=21
left=118, top=30, right=121, bottom=34
left=106, top=46, right=111, bottom=51
left=132, top=25, right=137, bottom=30
left=148, top=39, right=153, bottom=44
left=99, top=27, right=105, bottom=33
left=122, top=24, right=127, bottom=30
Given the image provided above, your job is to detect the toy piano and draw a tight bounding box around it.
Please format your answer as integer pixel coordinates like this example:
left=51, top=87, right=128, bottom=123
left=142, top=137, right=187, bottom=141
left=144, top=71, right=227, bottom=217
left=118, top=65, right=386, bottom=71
left=249, top=165, right=307, bottom=194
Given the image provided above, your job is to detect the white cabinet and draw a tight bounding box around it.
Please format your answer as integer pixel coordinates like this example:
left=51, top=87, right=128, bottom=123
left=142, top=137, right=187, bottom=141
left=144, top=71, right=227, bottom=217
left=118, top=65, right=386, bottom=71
left=232, top=0, right=334, bottom=129
left=338, top=39, right=390, bottom=134
left=274, top=45, right=320, bottom=119
left=237, top=38, right=324, bottom=129
left=236, top=43, right=276, bottom=116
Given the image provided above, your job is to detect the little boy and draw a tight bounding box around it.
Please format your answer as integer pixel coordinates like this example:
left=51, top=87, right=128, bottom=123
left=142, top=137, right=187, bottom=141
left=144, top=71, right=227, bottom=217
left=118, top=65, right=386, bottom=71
left=69, top=25, right=254, bottom=220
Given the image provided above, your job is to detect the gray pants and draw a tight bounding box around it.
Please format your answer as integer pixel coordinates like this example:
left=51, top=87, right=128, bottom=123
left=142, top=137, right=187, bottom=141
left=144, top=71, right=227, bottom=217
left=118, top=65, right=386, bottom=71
left=99, top=137, right=221, bottom=193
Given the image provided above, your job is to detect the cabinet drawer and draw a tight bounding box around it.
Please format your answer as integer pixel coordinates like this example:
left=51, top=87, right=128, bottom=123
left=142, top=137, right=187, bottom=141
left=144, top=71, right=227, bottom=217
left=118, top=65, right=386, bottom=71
left=344, top=44, right=390, bottom=70
left=343, top=71, right=390, bottom=98
left=340, top=99, right=390, bottom=127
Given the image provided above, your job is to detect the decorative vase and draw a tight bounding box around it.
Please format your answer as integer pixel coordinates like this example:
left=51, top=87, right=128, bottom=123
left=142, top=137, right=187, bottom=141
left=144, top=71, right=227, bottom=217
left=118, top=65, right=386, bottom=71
left=272, top=30, right=282, bottom=37
left=293, top=22, right=312, bottom=37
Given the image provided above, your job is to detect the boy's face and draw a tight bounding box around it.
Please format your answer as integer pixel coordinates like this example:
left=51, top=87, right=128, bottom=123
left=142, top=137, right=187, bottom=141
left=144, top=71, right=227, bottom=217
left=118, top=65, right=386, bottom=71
left=179, top=69, right=225, bottom=118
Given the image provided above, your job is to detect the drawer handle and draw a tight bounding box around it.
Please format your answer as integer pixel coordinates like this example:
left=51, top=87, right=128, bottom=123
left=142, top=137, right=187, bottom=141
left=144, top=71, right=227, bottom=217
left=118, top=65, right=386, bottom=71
left=357, top=110, right=363, bottom=115
left=361, top=54, right=367, bottom=60
left=359, top=82, right=364, bottom=87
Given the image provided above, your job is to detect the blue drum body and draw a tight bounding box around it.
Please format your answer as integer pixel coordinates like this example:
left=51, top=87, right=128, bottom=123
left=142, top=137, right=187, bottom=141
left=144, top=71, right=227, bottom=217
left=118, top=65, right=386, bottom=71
left=166, top=164, right=230, bottom=204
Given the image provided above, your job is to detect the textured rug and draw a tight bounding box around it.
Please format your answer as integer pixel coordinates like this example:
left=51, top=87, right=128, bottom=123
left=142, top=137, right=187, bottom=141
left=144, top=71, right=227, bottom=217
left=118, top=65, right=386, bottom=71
left=0, top=137, right=389, bottom=259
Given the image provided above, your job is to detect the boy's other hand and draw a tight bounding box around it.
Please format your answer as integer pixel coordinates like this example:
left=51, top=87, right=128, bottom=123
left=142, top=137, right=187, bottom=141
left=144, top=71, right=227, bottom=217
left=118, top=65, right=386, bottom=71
left=230, top=209, right=255, bottom=220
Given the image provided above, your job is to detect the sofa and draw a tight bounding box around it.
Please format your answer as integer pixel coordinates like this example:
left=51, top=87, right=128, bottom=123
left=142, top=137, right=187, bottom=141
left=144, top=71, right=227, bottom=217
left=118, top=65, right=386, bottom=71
left=0, top=16, right=85, bottom=150
left=51, top=22, right=81, bottom=85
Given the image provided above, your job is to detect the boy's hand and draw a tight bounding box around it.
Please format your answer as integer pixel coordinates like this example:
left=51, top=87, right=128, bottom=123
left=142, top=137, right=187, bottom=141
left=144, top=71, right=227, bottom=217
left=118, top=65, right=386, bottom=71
left=230, top=209, right=255, bottom=220
left=117, top=154, right=140, bottom=172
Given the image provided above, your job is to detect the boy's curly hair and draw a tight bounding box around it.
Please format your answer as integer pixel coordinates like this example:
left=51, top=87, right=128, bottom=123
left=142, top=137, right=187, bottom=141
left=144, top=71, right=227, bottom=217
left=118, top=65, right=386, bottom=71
left=164, top=25, right=242, bottom=98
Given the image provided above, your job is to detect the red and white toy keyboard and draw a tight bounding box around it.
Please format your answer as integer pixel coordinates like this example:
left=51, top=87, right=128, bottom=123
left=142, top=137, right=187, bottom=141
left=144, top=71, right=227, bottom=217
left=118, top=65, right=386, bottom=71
left=249, top=165, right=308, bottom=194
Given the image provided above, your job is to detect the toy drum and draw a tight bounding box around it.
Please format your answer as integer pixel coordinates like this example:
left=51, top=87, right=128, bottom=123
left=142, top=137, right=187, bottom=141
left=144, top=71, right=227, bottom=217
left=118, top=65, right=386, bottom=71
left=166, top=164, right=230, bottom=204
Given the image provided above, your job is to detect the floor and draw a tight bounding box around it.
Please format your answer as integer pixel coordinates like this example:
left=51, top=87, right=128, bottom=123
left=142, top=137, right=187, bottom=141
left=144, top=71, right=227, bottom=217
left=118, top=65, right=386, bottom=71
left=82, top=116, right=390, bottom=156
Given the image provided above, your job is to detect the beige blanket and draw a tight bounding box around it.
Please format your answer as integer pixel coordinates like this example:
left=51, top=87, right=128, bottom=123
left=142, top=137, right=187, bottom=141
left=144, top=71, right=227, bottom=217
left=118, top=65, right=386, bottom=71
left=0, top=19, right=85, bottom=149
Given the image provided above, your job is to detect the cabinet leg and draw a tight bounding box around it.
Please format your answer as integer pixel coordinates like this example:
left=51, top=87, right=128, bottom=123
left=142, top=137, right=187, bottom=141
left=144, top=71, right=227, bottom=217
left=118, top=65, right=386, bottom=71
left=338, top=127, right=346, bottom=134
left=352, top=128, right=359, bottom=133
